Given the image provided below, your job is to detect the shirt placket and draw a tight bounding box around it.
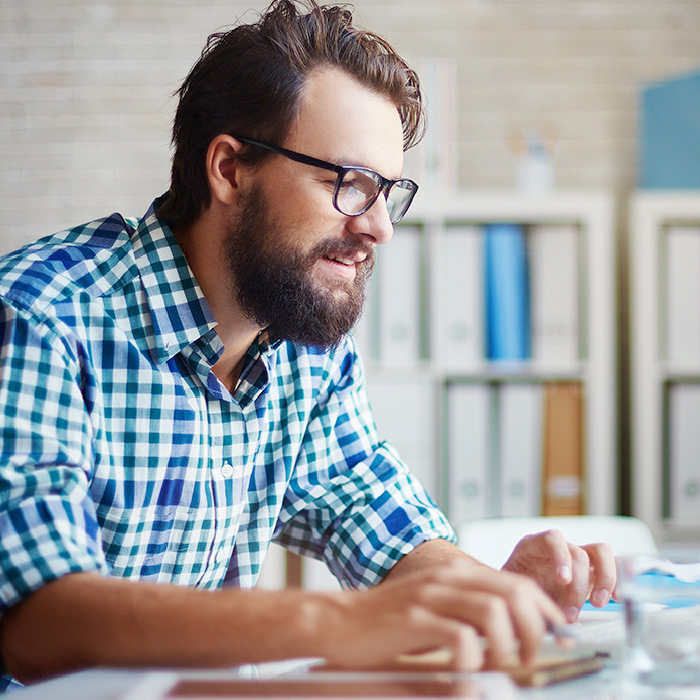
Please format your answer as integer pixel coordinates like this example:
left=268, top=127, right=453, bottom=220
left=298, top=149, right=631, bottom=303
left=198, top=395, right=254, bottom=587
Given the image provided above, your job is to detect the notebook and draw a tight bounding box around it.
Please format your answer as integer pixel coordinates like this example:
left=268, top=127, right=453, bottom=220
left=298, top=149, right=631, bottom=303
left=122, top=669, right=518, bottom=699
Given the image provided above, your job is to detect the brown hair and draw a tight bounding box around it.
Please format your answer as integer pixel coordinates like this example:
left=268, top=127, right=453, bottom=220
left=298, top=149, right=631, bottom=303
left=158, top=0, right=424, bottom=228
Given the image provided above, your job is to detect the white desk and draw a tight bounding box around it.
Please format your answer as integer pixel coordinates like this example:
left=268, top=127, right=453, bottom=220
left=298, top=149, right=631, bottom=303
left=9, top=661, right=629, bottom=700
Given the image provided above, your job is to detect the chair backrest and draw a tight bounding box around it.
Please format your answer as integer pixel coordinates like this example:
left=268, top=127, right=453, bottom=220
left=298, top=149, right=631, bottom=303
left=457, top=516, right=658, bottom=569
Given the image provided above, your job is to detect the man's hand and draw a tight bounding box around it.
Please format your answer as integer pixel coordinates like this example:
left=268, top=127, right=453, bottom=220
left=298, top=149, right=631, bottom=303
left=501, top=529, right=616, bottom=622
left=317, top=539, right=568, bottom=671
left=1, top=536, right=609, bottom=683
left=318, top=559, right=566, bottom=671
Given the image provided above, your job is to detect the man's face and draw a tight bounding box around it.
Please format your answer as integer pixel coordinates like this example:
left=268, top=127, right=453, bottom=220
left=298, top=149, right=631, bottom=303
left=225, top=183, right=375, bottom=348
left=226, top=67, right=405, bottom=349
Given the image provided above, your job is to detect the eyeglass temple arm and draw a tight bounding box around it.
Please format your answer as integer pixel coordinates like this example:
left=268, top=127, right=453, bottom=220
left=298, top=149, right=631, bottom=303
left=233, top=136, right=343, bottom=176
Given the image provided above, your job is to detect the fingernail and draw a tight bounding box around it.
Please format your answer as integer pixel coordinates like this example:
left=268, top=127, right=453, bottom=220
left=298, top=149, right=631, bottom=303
left=565, top=606, right=579, bottom=623
left=593, top=589, right=610, bottom=607
left=557, top=565, right=572, bottom=582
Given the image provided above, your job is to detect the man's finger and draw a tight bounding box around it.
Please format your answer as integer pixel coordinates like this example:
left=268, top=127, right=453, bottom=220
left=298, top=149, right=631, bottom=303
left=582, top=542, right=616, bottom=607
left=561, top=545, right=591, bottom=621
left=503, top=529, right=574, bottom=585
left=540, top=530, right=575, bottom=584
left=451, top=591, right=517, bottom=668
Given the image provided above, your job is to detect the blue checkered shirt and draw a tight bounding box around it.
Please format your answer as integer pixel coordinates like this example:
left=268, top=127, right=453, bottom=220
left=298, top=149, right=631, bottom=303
left=0, top=199, right=454, bottom=676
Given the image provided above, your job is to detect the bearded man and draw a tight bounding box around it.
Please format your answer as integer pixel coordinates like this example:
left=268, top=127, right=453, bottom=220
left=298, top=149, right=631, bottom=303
left=0, top=0, right=614, bottom=690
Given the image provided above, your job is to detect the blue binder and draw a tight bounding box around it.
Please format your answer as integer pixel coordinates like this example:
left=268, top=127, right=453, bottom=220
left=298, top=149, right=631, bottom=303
left=484, top=223, right=531, bottom=361
left=640, top=68, right=700, bottom=189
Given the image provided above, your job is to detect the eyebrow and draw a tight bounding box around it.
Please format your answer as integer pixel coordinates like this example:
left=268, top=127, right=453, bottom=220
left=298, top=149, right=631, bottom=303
left=333, top=153, right=403, bottom=179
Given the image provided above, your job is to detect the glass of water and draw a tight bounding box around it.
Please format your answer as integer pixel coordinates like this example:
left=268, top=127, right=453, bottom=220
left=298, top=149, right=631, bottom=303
left=619, top=552, right=700, bottom=697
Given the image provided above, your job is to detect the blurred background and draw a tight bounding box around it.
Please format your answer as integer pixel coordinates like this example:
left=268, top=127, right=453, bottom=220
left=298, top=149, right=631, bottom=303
left=2, top=1, right=700, bottom=555
left=3, top=0, right=700, bottom=239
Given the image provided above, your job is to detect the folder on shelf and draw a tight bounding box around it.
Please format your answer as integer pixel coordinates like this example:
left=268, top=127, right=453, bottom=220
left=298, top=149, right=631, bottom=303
left=377, top=226, right=422, bottom=365
left=640, top=68, right=700, bottom=189
left=366, top=374, right=436, bottom=497
left=484, top=223, right=530, bottom=361
left=499, top=382, right=544, bottom=517
left=529, top=224, right=579, bottom=366
left=352, top=265, right=380, bottom=363
left=668, top=383, right=700, bottom=524
left=443, top=225, right=483, bottom=367
left=447, top=382, right=491, bottom=524
left=665, top=225, right=700, bottom=370
left=352, top=308, right=372, bottom=363
left=542, top=382, right=584, bottom=516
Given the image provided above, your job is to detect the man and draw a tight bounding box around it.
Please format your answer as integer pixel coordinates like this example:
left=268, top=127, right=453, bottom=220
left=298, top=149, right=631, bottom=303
left=0, top=0, right=615, bottom=689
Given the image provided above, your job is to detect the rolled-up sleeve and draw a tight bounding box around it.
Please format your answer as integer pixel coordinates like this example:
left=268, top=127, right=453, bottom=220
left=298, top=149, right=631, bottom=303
left=275, top=338, right=455, bottom=589
left=0, top=301, right=107, bottom=611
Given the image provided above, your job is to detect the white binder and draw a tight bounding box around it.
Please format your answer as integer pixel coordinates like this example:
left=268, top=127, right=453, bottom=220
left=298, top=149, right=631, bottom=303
left=377, top=227, right=422, bottom=365
left=352, top=259, right=381, bottom=363
left=351, top=310, right=372, bottom=363
left=366, top=374, right=435, bottom=497
left=669, top=384, right=700, bottom=523
left=443, top=225, right=483, bottom=368
left=529, top=224, right=579, bottom=366
left=665, top=225, right=700, bottom=370
left=447, top=383, right=491, bottom=526
left=498, top=382, right=544, bottom=517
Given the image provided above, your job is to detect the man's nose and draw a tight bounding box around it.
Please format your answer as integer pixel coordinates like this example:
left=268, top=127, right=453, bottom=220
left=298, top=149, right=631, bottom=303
left=345, top=193, right=394, bottom=246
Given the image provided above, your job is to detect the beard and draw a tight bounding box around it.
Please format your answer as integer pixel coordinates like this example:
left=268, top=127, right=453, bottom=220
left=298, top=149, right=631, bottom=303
left=224, top=186, right=374, bottom=350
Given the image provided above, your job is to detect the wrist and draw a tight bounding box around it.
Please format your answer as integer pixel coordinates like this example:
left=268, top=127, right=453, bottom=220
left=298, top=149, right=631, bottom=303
left=289, top=589, right=357, bottom=661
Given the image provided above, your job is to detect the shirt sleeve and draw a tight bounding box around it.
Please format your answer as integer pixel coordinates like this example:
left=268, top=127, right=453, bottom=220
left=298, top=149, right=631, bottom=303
left=0, top=300, right=108, bottom=612
left=274, top=337, right=456, bottom=589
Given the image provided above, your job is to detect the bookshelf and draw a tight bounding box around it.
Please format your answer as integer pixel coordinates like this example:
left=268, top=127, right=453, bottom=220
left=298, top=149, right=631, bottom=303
left=259, top=190, right=617, bottom=592
left=630, top=192, right=700, bottom=543
left=358, top=190, right=617, bottom=530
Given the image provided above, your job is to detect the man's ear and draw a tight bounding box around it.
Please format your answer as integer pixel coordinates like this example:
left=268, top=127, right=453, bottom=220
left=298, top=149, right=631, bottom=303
left=205, top=135, right=249, bottom=206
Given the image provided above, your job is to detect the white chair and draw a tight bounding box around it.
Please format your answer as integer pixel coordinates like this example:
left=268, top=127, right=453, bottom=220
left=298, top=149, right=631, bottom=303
left=457, top=515, right=658, bottom=569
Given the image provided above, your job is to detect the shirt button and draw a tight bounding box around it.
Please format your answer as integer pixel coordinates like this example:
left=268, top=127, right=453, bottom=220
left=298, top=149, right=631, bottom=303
left=221, top=462, right=234, bottom=478
left=215, top=546, right=228, bottom=564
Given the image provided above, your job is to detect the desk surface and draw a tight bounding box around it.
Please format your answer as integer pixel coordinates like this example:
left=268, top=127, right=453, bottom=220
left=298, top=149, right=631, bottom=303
left=11, top=610, right=629, bottom=700
left=10, top=661, right=628, bottom=700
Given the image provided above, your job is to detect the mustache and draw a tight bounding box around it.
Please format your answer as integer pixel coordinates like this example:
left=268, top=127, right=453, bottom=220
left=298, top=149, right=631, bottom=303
left=309, top=238, right=375, bottom=267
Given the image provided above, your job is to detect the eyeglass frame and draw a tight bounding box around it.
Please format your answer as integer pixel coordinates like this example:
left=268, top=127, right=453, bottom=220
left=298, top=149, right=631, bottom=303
left=232, top=135, right=418, bottom=225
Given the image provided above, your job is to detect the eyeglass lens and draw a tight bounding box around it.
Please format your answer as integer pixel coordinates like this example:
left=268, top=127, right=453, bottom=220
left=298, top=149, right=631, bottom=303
left=386, top=182, right=416, bottom=223
left=336, top=169, right=415, bottom=224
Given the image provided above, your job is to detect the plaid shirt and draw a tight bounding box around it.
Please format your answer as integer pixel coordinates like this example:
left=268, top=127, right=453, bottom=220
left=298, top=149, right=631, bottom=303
left=0, top=198, right=453, bottom=614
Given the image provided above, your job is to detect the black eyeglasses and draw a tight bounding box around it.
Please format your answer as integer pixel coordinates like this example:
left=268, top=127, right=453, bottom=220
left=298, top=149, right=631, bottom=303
left=234, top=136, right=418, bottom=225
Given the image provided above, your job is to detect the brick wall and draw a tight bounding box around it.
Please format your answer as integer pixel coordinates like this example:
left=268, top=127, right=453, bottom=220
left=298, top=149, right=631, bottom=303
left=2, top=0, right=700, bottom=251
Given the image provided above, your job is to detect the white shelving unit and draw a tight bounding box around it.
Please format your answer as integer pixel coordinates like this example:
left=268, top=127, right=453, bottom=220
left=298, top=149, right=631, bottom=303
left=268, top=190, right=617, bottom=592
left=359, top=190, right=617, bottom=527
left=630, top=192, right=700, bottom=544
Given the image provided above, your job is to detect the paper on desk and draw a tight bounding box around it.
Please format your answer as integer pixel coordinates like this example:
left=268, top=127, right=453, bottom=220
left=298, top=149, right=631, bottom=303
left=628, top=556, right=700, bottom=583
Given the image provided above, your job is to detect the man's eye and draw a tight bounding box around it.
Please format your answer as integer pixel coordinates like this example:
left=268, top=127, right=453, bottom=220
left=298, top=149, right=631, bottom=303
left=340, top=179, right=364, bottom=192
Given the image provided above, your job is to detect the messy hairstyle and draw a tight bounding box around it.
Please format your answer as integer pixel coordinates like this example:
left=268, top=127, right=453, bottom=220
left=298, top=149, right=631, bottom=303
left=159, top=0, right=424, bottom=228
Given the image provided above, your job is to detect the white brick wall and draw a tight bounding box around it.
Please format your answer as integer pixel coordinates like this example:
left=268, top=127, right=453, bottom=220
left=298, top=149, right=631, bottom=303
left=2, top=0, right=700, bottom=251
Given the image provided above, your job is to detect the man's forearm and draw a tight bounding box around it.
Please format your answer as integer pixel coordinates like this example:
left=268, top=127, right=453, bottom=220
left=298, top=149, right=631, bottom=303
left=0, top=548, right=574, bottom=681
left=382, top=538, right=487, bottom=583
left=0, top=572, right=333, bottom=684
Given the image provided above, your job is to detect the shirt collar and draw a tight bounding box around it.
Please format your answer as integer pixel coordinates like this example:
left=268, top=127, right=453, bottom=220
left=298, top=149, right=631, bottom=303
left=131, top=197, right=219, bottom=364
left=256, top=329, right=283, bottom=355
